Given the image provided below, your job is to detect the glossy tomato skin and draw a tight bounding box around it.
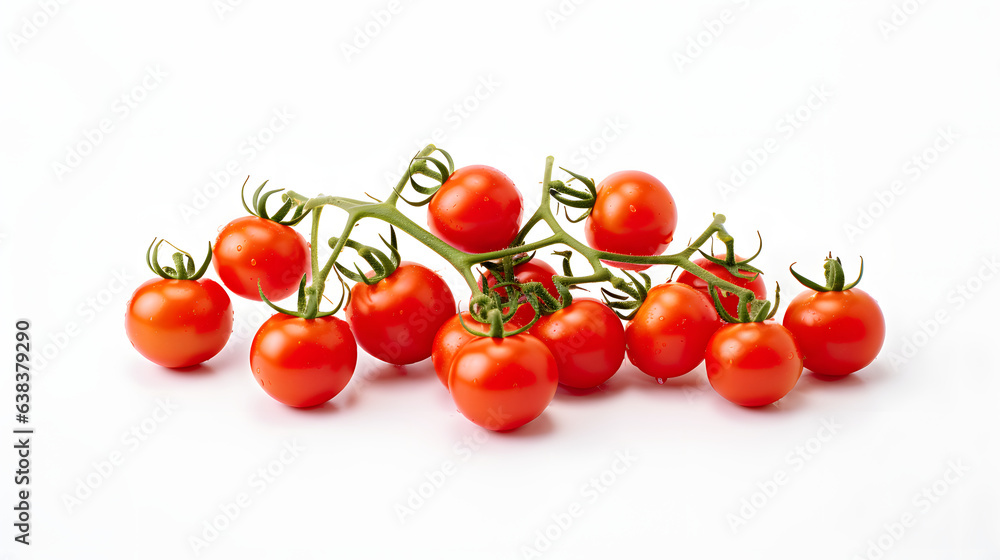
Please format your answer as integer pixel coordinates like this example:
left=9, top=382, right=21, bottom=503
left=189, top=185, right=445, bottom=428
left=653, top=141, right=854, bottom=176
left=782, top=288, right=885, bottom=376
left=585, top=171, right=677, bottom=272
left=705, top=321, right=803, bottom=407
left=484, top=259, right=560, bottom=327
left=250, top=314, right=357, bottom=408
left=431, top=313, right=517, bottom=388
left=448, top=334, right=558, bottom=431
left=427, top=165, right=523, bottom=254
left=626, top=283, right=719, bottom=379
left=126, top=278, right=233, bottom=368
left=676, top=255, right=767, bottom=320
left=530, top=298, right=625, bottom=389
left=346, top=262, right=456, bottom=365
left=214, top=216, right=310, bottom=302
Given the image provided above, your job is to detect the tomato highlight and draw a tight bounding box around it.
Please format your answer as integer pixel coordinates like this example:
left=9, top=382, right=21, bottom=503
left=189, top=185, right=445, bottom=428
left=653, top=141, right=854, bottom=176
left=448, top=334, right=558, bottom=431
left=250, top=314, right=357, bottom=408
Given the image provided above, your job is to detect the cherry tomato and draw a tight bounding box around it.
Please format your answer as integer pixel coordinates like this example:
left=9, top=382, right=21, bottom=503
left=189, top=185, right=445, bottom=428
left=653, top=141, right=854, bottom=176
left=783, top=289, right=885, bottom=376
left=214, top=216, right=311, bottom=302
left=249, top=314, right=357, bottom=408
left=427, top=165, right=523, bottom=254
left=676, top=255, right=767, bottom=320
left=705, top=321, right=803, bottom=407
left=431, top=313, right=518, bottom=388
left=585, top=170, right=677, bottom=271
left=483, top=258, right=560, bottom=327
left=448, top=334, right=558, bottom=431
left=346, top=262, right=456, bottom=365
left=625, top=283, right=719, bottom=379
left=529, top=298, right=625, bottom=389
left=126, top=278, right=233, bottom=368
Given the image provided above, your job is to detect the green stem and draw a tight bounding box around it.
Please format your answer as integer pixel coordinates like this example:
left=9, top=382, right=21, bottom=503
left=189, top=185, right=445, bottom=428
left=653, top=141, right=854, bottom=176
left=287, top=145, right=765, bottom=322
left=458, top=234, right=564, bottom=267
left=309, top=206, right=322, bottom=281
left=512, top=210, right=545, bottom=246
left=385, top=144, right=438, bottom=207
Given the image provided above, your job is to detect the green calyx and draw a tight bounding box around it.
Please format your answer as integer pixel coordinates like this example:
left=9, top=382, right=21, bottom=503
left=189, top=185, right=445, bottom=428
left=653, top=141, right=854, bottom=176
left=146, top=238, right=212, bottom=280
left=331, top=226, right=401, bottom=285
left=689, top=230, right=781, bottom=323
left=602, top=270, right=652, bottom=320
left=462, top=286, right=541, bottom=338
left=241, top=177, right=311, bottom=226
left=478, top=251, right=534, bottom=283
left=470, top=282, right=520, bottom=325
left=548, top=167, right=597, bottom=223
left=698, top=231, right=764, bottom=281
left=473, top=251, right=568, bottom=335
left=257, top=270, right=348, bottom=320
left=465, top=273, right=558, bottom=338
left=389, top=148, right=455, bottom=207
left=790, top=254, right=863, bottom=292
left=713, top=282, right=781, bottom=323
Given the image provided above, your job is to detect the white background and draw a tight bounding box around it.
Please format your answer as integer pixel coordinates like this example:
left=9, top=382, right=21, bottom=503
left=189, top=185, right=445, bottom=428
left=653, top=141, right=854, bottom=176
left=2, top=0, right=999, bottom=558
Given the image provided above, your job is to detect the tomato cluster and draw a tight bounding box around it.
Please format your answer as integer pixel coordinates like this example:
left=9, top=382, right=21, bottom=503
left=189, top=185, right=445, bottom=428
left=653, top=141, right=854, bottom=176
left=126, top=148, right=886, bottom=431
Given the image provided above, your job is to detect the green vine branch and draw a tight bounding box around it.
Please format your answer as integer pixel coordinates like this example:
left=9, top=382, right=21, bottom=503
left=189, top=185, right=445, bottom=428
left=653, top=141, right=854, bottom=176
left=266, top=144, right=772, bottom=329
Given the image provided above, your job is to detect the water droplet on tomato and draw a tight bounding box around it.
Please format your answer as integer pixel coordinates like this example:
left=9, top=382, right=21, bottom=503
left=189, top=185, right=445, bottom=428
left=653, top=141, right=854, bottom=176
left=655, top=377, right=665, bottom=385
left=237, top=245, right=243, bottom=251
left=250, top=259, right=257, bottom=266
left=629, top=205, right=637, bottom=212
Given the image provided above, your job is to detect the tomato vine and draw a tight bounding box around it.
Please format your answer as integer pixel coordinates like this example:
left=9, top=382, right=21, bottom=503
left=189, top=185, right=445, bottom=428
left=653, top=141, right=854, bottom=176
left=257, top=144, right=773, bottom=332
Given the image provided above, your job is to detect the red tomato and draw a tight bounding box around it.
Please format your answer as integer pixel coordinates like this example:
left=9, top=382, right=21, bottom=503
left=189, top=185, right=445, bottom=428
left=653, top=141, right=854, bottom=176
left=585, top=170, right=677, bottom=271
left=483, top=258, right=560, bottom=327
left=431, top=313, right=519, bottom=388
left=214, top=216, right=311, bottom=302
left=427, top=165, right=523, bottom=254
left=529, top=298, right=625, bottom=389
left=625, top=283, right=719, bottom=379
left=783, top=288, right=885, bottom=376
left=705, top=321, right=803, bottom=407
left=126, top=278, right=233, bottom=368
left=676, top=255, right=767, bottom=320
left=346, top=262, right=456, bottom=365
left=250, top=314, right=357, bottom=408
left=448, top=334, right=558, bottom=431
